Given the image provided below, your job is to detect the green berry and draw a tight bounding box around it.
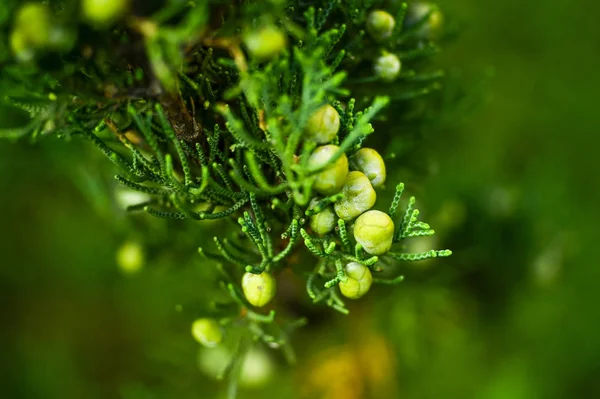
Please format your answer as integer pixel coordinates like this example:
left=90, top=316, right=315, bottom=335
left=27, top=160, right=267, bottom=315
left=242, top=271, right=276, bottom=307
left=82, top=0, right=129, bottom=26
left=366, top=10, right=396, bottom=42
left=196, top=345, right=231, bottom=378
left=243, top=25, right=287, bottom=60
left=308, top=145, right=349, bottom=196
left=14, top=3, right=51, bottom=47
left=305, top=104, right=340, bottom=144
left=239, top=348, right=274, bottom=388
left=405, top=3, right=444, bottom=40
left=309, top=200, right=337, bottom=236
left=10, top=30, right=34, bottom=62
left=354, top=210, right=395, bottom=255
left=10, top=3, right=53, bottom=61
left=334, top=171, right=376, bottom=221
left=339, top=262, right=373, bottom=299
left=116, top=240, right=144, bottom=274
left=350, top=148, right=386, bottom=188
left=374, top=53, right=401, bottom=82
left=191, top=318, right=223, bottom=348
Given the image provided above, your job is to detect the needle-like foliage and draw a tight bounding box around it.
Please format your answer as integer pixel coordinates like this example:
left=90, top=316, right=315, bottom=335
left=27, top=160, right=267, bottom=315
left=0, top=0, right=452, bottom=395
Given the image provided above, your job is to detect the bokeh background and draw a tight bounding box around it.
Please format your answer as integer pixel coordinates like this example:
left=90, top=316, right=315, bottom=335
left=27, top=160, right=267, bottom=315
left=1, top=1, right=599, bottom=398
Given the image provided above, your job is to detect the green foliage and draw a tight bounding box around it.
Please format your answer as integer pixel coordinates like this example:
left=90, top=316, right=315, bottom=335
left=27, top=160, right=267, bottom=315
left=0, top=0, right=452, bottom=396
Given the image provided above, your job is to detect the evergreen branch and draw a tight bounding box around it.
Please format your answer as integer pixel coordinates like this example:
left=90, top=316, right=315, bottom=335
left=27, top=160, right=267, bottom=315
left=214, top=237, right=250, bottom=268
left=398, top=196, right=416, bottom=240
left=143, top=206, right=186, bottom=219
left=155, top=103, right=192, bottom=186
left=324, top=259, right=347, bottom=288
left=305, top=193, right=344, bottom=216
left=300, top=228, right=326, bottom=257
left=337, top=219, right=351, bottom=253
left=387, top=249, right=453, bottom=262
left=273, top=219, right=299, bottom=263
left=114, top=175, right=169, bottom=196
left=218, top=104, right=269, bottom=149
left=373, top=275, right=405, bottom=285
left=389, top=182, right=405, bottom=217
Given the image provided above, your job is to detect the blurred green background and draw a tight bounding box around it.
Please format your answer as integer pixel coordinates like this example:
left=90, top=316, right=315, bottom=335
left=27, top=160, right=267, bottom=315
left=1, top=0, right=599, bottom=398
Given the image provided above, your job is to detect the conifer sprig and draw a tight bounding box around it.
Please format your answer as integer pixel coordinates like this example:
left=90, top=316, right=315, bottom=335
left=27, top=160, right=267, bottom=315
left=0, top=1, right=452, bottom=394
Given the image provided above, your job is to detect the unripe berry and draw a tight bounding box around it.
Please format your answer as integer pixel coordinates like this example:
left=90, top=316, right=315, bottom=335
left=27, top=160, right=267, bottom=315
left=196, top=345, right=230, bottom=378
left=305, top=104, right=340, bottom=144
left=10, top=4, right=52, bottom=61
left=350, top=148, right=386, bottom=188
left=374, top=53, right=401, bottom=82
left=14, top=4, right=51, bottom=47
left=82, top=0, right=129, bottom=26
left=239, top=348, right=274, bottom=388
left=339, top=262, right=373, bottom=299
left=366, top=10, right=396, bottom=42
left=191, top=318, right=223, bottom=348
left=243, top=25, right=287, bottom=60
left=354, top=210, right=395, bottom=255
left=242, top=271, right=276, bottom=307
left=405, top=2, right=444, bottom=40
left=10, top=31, right=33, bottom=62
left=308, top=145, right=349, bottom=196
left=334, top=171, right=376, bottom=221
left=309, top=200, right=337, bottom=236
left=116, top=240, right=144, bottom=274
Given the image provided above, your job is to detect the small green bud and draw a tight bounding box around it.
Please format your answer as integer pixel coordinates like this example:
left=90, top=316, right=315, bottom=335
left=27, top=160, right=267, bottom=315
left=309, top=200, right=337, bottom=236
left=350, top=148, right=386, bottom=188
left=308, top=145, right=349, bottom=196
left=405, top=3, right=444, bottom=40
left=305, top=104, right=340, bottom=144
left=334, top=171, right=376, bottom=221
left=242, top=271, right=276, bottom=307
left=82, top=0, right=129, bottom=27
left=354, top=210, right=395, bottom=255
left=243, top=25, right=287, bottom=60
left=191, top=318, right=223, bottom=348
left=339, top=262, right=373, bottom=299
left=374, top=53, right=401, bottom=82
left=366, top=10, right=396, bottom=42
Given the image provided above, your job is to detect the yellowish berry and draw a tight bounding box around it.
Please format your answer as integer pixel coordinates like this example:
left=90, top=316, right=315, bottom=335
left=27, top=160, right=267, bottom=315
left=374, top=53, right=401, bottom=82
left=242, top=271, right=277, bottom=307
left=350, top=148, right=386, bottom=188
left=116, top=241, right=144, bottom=274
left=82, top=0, right=129, bottom=26
left=243, top=25, right=287, bottom=60
left=10, top=30, right=34, bottom=62
left=366, top=10, right=396, bottom=42
left=308, top=145, right=349, bottom=196
left=239, top=348, right=274, bottom=388
left=191, top=318, right=223, bottom=348
left=406, top=2, right=444, bottom=40
left=354, top=210, right=395, bottom=255
left=14, top=3, right=52, bottom=46
left=339, top=262, right=373, bottom=299
left=309, top=201, right=337, bottom=236
left=334, top=171, right=376, bottom=221
left=305, top=104, right=340, bottom=144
